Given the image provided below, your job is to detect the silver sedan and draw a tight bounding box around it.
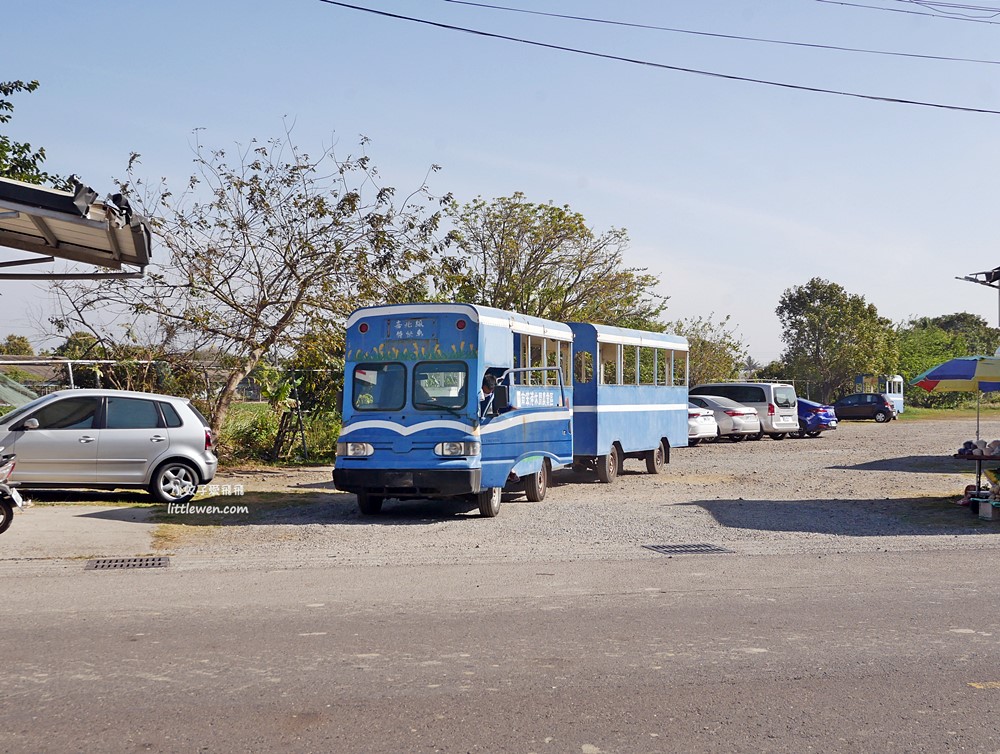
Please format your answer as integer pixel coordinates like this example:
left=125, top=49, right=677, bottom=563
left=688, top=394, right=761, bottom=442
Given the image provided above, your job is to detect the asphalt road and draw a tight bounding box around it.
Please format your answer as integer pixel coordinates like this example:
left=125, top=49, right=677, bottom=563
left=4, top=550, right=1000, bottom=753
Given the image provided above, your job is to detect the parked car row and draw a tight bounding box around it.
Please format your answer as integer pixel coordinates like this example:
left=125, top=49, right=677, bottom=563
left=0, top=383, right=900, bottom=505
left=685, top=383, right=898, bottom=446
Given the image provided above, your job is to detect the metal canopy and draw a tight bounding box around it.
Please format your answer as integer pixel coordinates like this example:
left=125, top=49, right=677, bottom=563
left=0, top=176, right=151, bottom=279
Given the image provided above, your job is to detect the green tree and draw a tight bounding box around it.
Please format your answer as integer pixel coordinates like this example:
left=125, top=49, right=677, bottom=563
left=669, top=313, right=747, bottom=387
left=777, top=278, right=897, bottom=403
left=0, top=334, right=33, bottom=356
left=895, top=314, right=998, bottom=408
left=0, top=80, right=65, bottom=187
left=444, top=193, right=666, bottom=328
left=50, top=132, right=451, bottom=434
left=52, top=330, right=103, bottom=388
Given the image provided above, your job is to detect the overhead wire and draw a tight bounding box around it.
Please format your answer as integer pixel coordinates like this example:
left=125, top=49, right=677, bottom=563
left=816, top=0, right=1000, bottom=24
left=317, top=0, right=1000, bottom=115
left=441, top=0, right=1000, bottom=66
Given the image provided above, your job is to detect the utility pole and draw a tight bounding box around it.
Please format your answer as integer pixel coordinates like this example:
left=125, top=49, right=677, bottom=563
left=957, top=267, right=1000, bottom=328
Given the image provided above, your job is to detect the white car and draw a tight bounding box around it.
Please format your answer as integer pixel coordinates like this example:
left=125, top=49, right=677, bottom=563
left=687, top=402, right=719, bottom=446
left=0, top=389, right=218, bottom=502
left=688, top=394, right=761, bottom=442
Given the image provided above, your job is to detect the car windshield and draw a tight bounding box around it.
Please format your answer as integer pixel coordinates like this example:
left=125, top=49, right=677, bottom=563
left=0, top=394, right=58, bottom=426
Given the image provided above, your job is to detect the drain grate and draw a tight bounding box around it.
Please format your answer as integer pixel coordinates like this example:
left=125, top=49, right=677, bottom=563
left=643, top=543, right=734, bottom=555
left=85, top=556, right=170, bottom=571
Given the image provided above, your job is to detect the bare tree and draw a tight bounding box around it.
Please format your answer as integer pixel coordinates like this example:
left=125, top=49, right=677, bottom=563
left=50, top=131, right=450, bottom=432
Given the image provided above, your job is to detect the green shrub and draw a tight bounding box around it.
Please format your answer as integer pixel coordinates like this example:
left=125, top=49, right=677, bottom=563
left=219, top=403, right=280, bottom=460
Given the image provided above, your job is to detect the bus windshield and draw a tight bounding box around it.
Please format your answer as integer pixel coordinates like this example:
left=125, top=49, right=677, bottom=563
left=353, top=363, right=406, bottom=411
left=413, top=361, right=468, bottom=411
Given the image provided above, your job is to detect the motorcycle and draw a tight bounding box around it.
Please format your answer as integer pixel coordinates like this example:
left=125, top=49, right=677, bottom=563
left=0, top=451, right=24, bottom=535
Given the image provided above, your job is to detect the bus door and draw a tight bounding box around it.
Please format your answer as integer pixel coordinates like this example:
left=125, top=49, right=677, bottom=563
left=479, top=366, right=572, bottom=487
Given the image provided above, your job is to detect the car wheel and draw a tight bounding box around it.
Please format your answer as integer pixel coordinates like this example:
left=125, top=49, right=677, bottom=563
left=524, top=462, right=549, bottom=502
left=149, top=461, right=199, bottom=504
left=0, top=498, right=12, bottom=535
left=750, top=431, right=764, bottom=441
left=597, top=446, right=620, bottom=483
left=874, top=410, right=890, bottom=423
left=645, top=441, right=666, bottom=474
left=768, top=433, right=787, bottom=441
left=357, top=490, right=383, bottom=515
left=478, top=486, right=501, bottom=517
left=688, top=438, right=701, bottom=447
left=806, top=431, right=822, bottom=438
left=729, top=434, right=745, bottom=443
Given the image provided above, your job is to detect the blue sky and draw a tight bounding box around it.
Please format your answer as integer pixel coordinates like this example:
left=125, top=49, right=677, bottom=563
left=5, top=0, right=1000, bottom=360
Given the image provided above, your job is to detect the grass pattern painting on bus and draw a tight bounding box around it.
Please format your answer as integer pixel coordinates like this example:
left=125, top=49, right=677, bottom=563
left=351, top=342, right=478, bottom=362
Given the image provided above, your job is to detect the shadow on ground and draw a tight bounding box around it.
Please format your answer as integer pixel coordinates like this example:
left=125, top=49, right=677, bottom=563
left=69, top=489, right=536, bottom=528
left=683, top=495, right=995, bottom=537
left=829, top=455, right=975, bottom=474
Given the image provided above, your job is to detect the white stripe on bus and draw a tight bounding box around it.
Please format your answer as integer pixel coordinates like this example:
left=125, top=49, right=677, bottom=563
left=338, top=410, right=573, bottom=438
left=572, top=404, right=687, bottom=413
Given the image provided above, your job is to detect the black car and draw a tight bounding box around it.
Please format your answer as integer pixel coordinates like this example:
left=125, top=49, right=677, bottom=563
left=832, top=393, right=897, bottom=423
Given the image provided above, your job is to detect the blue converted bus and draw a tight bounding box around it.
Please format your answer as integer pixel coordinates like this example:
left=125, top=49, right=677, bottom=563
left=333, top=303, right=574, bottom=517
left=333, top=304, right=690, bottom=517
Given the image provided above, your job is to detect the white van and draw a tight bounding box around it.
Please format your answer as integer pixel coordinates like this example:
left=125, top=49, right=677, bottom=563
left=689, top=382, right=799, bottom=439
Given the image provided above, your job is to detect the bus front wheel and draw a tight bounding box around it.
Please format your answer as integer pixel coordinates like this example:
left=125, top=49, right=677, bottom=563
left=478, top=487, right=501, bottom=517
left=524, top=463, right=548, bottom=502
left=357, top=491, right=383, bottom=516
left=597, top=446, right=620, bottom=484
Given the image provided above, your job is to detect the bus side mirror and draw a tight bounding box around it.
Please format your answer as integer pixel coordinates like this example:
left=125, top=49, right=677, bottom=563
left=491, top=385, right=510, bottom=415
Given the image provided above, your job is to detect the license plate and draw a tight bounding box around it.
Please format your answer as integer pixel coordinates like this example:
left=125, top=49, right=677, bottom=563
left=7, top=487, right=23, bottom=508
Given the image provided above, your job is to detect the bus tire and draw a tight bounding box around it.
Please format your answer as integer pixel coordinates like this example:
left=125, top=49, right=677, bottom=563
left=524, top=462, right=548, bottom=502
left=357, top=491, right=383, bottom=516
left=597, top=446, right=620, bottom=484
left=645, top=441, right=665, bottom=474
left=478, top=487, right=501, bottom=517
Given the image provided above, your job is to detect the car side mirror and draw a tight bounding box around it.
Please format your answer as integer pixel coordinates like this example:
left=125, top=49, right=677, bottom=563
left=22, top=418, right=38, bottom=430
left=491, top=385, right=510, bottom=415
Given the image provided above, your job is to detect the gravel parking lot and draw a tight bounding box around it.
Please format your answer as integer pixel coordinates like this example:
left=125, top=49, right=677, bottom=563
left=171, top=416, right=1000, bottom=567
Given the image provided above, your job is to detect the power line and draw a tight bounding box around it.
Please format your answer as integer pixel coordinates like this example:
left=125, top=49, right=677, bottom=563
left=442, top=0, right=1000, bottom=66
left=892, top=0, right=1000, bottom=19
left=816, top=0, right=1000, bottom=24
left=318, top=0, right=1000, bottom=115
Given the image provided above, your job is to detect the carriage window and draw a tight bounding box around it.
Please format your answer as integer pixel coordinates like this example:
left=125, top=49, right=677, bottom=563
left=639, top=347, right=657, bottom=385
left=574, top=350, right=593, bottom=384
left=672, top=350, right=688, bottom=386
left=599, top=342, right=619, bottom=385
left=622, top=345, right=638, bottom=385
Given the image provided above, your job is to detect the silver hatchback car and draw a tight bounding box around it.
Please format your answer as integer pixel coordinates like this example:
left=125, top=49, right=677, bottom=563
left=0, top=389, right=218, bottom=502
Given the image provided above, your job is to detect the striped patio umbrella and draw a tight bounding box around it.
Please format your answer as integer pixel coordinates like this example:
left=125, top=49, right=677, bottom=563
left=910, top=356, right=1000, bottom=394
left=910, top=355, right=1000, bottom=439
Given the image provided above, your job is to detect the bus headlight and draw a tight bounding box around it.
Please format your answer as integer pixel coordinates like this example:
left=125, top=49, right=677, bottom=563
left=434, top=441, right=481, bottom=457
left=336, top=442, right=374, bottom=457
